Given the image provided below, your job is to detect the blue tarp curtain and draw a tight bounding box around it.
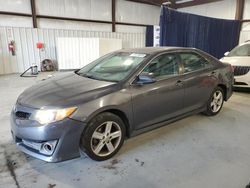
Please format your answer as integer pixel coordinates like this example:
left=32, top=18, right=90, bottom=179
left=160, top=7, right=241, bottom=58
left=146, top=25, right=154, bottom=47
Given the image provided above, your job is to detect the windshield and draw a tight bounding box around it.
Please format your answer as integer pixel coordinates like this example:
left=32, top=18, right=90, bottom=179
left=76, top=52, right=148, bottom=82
left=228, top=44, right=250, bottom=57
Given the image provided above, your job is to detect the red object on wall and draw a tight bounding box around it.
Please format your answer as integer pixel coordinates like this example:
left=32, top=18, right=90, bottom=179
left=8, top=40, right=16, bottom=56
left=36, top=42, right=44, bottom=49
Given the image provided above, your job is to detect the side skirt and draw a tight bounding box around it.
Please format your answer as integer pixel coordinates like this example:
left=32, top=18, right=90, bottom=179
left=130, top=107, right=206, bottom=138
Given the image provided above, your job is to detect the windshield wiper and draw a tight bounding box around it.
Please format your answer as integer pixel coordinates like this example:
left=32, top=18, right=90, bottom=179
left=76, top=72, right=118, bottom=82
left=82, top=73, right=94, bottom=79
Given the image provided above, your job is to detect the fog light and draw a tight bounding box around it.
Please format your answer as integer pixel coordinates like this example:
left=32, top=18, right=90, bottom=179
left=40, top=140, right=58, bottom=155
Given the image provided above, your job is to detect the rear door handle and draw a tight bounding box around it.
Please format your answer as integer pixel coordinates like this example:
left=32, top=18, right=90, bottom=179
left=208, top=71, right=216, bottom=76
left=176, top=80, right=183, bottom=86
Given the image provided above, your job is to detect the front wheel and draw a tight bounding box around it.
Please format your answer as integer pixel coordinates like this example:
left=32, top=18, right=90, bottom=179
left=204, top=87, right=224, bottom=116
left=80, top=112, right=125, bottom=161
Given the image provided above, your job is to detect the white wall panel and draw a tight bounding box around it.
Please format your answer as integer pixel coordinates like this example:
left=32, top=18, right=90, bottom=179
left=57, top=38, right=122, bottom=69
left=38, top=19, right=112, bottom=31
left=179, top=0, right=236, bottom=19
left=225, top=0, right=250, bottom=45
left=36, top=0, right=112, bottom=21
left=116, top=0, right=160, bottom=25
left=0, top=27, right=145, bottom=74
left=243, top=0, right=250, bottom=19
left=239, top=23, right=250, bottom=44
left=116, top=25, right=146, bottom=33
left=0, top=0, right=31, bottom=13
left=0, top=15, right=32, bottom=28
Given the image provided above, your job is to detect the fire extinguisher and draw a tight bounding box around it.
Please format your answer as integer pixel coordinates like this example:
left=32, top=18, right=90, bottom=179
left=8, top=40, right=16, bottom=56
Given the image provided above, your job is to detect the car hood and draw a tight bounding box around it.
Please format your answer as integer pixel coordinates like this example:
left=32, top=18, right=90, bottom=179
left=17, top=72, right=117, bottom=109
left=220, top=56, right=250, bottom=66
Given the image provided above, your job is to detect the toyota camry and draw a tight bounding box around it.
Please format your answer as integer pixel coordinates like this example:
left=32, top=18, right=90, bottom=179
left=11, top=47, right=234, bottom=162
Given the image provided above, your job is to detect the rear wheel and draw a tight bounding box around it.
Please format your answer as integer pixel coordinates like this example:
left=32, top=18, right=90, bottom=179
left=80, top=112, right=125, bottom=161
left=204, top=87, right=224, bottom=116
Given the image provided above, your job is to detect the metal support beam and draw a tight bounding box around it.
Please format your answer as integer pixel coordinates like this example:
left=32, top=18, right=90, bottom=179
left=112, top=0, right=116, bottom=32
left=235, top=0, right=245, bottom=44
left=126, top=0, right=165, bottom=6
left=30, top=0, right=37, bottom=28
left=175, top=0, right=223, bottom=9
left=0, top=11, right=31, bottom=17
left=0, top=12, right=149, bottom=29
left=37, top=15, right=112, bottom=24
left=235, top=0, right=245, bottom=20
left=116, top=22, right=148, bottom=27
left=241, top=19, right=250, bottom=23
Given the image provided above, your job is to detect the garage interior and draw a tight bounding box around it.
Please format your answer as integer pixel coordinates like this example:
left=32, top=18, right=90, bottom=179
left=0, top=0, right=250, bottom=188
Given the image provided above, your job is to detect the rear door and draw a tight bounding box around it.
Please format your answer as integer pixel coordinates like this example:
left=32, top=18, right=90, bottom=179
left=178, top=51, right=217, bottom=112
left=130, top=52, right=185, bottom=130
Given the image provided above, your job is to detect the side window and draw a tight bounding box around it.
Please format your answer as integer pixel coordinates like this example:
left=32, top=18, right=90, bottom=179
left=180, top=52, right=212, bottom=73
left=142, top=53, right=179, bottom=80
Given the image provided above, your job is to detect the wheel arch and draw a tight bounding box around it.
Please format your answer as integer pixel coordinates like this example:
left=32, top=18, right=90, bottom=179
left=104, top=109, right=130, bottom=138
left=84, top=107, right=131, bottom=138
left=217, top=84, right=227, bottom=100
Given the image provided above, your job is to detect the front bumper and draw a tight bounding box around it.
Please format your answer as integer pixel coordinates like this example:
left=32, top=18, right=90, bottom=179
left=234, top=73, right=250, bottom=88
left=10, top=104, right=86, bottom=162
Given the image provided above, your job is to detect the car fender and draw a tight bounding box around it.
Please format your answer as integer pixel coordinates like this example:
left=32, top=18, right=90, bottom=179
left=70, top=89, right=134, bottom=132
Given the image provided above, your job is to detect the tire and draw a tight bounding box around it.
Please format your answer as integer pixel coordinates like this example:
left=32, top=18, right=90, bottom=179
left=80, top=112, right=126, bottom=161
left=204, top=87, right=224, bottom=116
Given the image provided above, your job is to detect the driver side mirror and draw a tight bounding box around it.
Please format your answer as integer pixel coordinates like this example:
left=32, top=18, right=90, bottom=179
left=134, top=75, right=156, bottom=85
left=224, top=51, right=229, bottom=56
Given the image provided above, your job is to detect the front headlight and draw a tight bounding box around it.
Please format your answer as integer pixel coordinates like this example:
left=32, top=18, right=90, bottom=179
left=32, top=107, right=77, bottom=124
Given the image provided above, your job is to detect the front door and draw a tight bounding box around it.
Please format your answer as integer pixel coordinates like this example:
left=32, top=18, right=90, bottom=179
left=130, top=53, right=185, bottom=130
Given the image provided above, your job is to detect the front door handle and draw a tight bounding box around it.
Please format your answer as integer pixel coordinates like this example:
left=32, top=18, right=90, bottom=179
left=176, top=80, right=183, bottom=86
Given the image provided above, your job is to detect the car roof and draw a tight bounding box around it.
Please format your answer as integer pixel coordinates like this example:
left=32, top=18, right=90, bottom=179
left=117, top=47, right=196, bottom=54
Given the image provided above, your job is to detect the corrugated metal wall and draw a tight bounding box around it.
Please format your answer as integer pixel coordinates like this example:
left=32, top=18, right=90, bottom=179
left=0, top=27, right=145, bottom=74
left=239, top=23, right=250, bottom=44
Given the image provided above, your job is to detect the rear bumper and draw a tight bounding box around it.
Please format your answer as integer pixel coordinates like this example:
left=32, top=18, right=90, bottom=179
left=225, top=83, right=233, bottom=101
left=10, top=105, right=86, bottom=162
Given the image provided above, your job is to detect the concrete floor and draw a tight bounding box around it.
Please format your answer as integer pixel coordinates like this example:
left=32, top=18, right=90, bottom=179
left=0, top=72, right=250, bottom=188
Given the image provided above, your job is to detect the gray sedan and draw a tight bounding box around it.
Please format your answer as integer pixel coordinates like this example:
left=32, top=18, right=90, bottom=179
left=11, top=47, right=234, bottom=162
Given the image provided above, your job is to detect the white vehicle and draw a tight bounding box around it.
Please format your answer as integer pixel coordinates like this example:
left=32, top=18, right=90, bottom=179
left=220, top=41, right=250, bottom=88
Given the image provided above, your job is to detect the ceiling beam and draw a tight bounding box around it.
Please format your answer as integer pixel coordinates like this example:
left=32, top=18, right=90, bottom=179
left=126, top=0, right=166, bottom=6
left=175, top=0, right=223, bottom=9
left=235, top=0, right=245, bottom=20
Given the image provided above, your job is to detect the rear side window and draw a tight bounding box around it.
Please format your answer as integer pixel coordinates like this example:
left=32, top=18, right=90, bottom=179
left=142, top=53, right=180, bottom=80
left=228, top=44, right=250, bottom=57
left=179, top=52, right=212, bottom=73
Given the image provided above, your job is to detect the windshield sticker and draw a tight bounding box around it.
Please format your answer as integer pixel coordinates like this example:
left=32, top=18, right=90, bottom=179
left=130, top=53, right=146, bottom=58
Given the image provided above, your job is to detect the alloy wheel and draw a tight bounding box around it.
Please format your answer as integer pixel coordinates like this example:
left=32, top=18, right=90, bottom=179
left=90, top=121, right=122, bottom=157
left=210, top=90, right=223, bottom=113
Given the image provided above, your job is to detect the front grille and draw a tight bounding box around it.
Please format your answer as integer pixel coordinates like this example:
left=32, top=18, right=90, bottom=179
left=234, top=82, right=248, bottom=86
left=15, top=111, right=31, bottom=119
left=233, top=66, right=250, bottom=76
